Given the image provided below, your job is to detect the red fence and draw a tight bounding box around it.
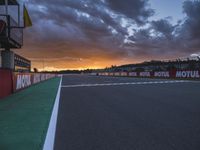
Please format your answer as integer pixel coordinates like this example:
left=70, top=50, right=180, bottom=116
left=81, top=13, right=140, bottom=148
left=0, top=70, right=57, bottom=99
left=98, top=70, right=200, bottom=79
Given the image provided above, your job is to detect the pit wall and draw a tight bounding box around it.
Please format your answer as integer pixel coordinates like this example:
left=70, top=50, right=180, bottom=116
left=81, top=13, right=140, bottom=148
left=97, top=70, right=200, bottom=79
left=0, top=69, right=57, bottom=99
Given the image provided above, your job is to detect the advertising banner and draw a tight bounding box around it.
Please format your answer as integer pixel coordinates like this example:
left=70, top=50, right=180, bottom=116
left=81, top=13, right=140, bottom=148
left=139, top=72, right=151, bottom=77
left=114, top=72, right=120, bottom=76
left=12, top=73, right=56, bottom=92
left=154, top=71, right=170, bottom=78
left=120, top=72, right=128, bottom=76
left=128, top=72, right=138, bottom=77
left=98, top=70, right=200, bottom=79
left=175, top=70, right=200, bottom=78
left=0, top=71, right=57, bottom=99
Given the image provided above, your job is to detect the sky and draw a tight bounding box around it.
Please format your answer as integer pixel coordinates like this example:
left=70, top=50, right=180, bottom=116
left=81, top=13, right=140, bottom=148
left=149, top=0, right=185, bottom=24
left=8, top=0, right=200, bottom=71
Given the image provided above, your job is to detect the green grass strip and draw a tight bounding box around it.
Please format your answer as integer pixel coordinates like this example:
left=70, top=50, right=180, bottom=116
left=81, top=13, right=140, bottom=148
left=0, top=77, right=60, bottom=150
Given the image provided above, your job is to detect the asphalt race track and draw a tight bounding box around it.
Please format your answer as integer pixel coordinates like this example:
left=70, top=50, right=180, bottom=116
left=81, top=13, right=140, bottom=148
left=54, top=75, right=200, bottom=150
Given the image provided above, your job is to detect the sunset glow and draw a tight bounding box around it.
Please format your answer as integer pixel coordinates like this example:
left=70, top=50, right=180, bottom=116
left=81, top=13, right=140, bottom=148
left=11, top=0, right=200, bottom=71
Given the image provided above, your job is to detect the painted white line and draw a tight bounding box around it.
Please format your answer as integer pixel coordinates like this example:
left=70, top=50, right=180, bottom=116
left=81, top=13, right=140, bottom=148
left=61, top=80, right=190, bottom=88
left=43, top=76, right=62, bottom=150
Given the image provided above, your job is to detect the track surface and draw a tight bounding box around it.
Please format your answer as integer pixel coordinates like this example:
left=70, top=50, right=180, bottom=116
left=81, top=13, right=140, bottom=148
left=54, top=75, right=200, bottom=150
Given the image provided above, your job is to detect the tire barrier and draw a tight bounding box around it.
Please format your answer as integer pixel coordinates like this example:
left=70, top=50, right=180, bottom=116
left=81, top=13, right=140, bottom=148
left=0, top=69, right=57, bottom=99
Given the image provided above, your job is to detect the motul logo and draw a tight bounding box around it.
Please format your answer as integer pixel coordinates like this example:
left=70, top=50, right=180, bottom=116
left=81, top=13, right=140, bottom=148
left=176, top=71, right=200, bottom=78
left=16, top=75, right=31, bottom=90
left=139, top=72, right=151, bottom=77
left=129, top=72, right=137, bottom=77
left=154, top=72, right=170, bottom=77
left=33, top=74, right=41, bottom=84
left=114, top=72, right=120, bottom=76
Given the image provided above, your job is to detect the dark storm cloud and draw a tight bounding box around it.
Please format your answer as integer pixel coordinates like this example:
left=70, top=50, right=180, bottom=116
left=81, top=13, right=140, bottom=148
left=21, top=0, right=200, bottom=67
left=24, top=0, right=126, bottom=51
left=172, top=0, right=200, bottom=53
left=182, top=0, right=200, bottom=39
left=124, top=0, right=200, bottom=57
left=22, top=0, right=156, bottom=62
left=151, top=19, right=175, bottom=40
left=107, top=0, right=154, bottom=25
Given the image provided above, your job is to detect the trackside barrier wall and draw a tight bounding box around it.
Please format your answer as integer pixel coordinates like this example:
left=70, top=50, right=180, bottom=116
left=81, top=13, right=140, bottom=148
left=0, top=71, right=57, bottom=99
left=12, top=73, right=57, bottom=92
left=97, top=70, right=200, bottom=79
left=0, top=69, right=13, bottom=99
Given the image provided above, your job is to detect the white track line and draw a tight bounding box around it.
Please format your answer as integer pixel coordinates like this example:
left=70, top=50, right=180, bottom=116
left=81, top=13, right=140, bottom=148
left=61, top=80, right=190, bottom=88
left=43, top=76, right=62, bottom=150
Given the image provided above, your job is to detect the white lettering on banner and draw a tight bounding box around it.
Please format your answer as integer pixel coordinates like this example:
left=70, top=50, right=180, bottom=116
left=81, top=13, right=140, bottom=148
left=41, top=74, right=45, bottom=81
left=129, top=72, right=137, bottom=77
left=90, top=73, right=97, bottom=76
left=176, top=71, right=200, bottom=78
left=16, top=75, right=31, bottom=90
left=139, top=72, right=151, bottom=77
left=46, top=74, right=54, bottom=80
left=154, top=72, right=170, bottom=77
left=121, top=72, right=127, bottom=76
left=108, top=73, right=113, bottom=76
left=46, top=74, right=50, bottom=79
left=33, top=74, right=41, bottom=84
left=114, top=72, right=120, bottom=76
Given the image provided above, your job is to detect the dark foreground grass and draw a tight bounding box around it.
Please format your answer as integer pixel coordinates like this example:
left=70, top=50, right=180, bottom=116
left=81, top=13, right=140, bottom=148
left=0, top=77, right=60, bottom=150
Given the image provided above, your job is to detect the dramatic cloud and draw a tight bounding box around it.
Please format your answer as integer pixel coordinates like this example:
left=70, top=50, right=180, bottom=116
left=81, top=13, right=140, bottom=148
left=107, top=0, right=154, bottom=24
left=11, top=0, right=200, bottom=70
left=171, top=0, right=200, bottom=53
left=123, top=0, right=200, bottom=57
left=151, top=18, right=175, bottom=40
left=182, top=0, right=200, bottom=39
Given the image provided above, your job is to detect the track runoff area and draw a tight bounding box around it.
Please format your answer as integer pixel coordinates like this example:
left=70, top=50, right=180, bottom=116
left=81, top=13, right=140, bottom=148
left=48, top=75, right=200, bottom=150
